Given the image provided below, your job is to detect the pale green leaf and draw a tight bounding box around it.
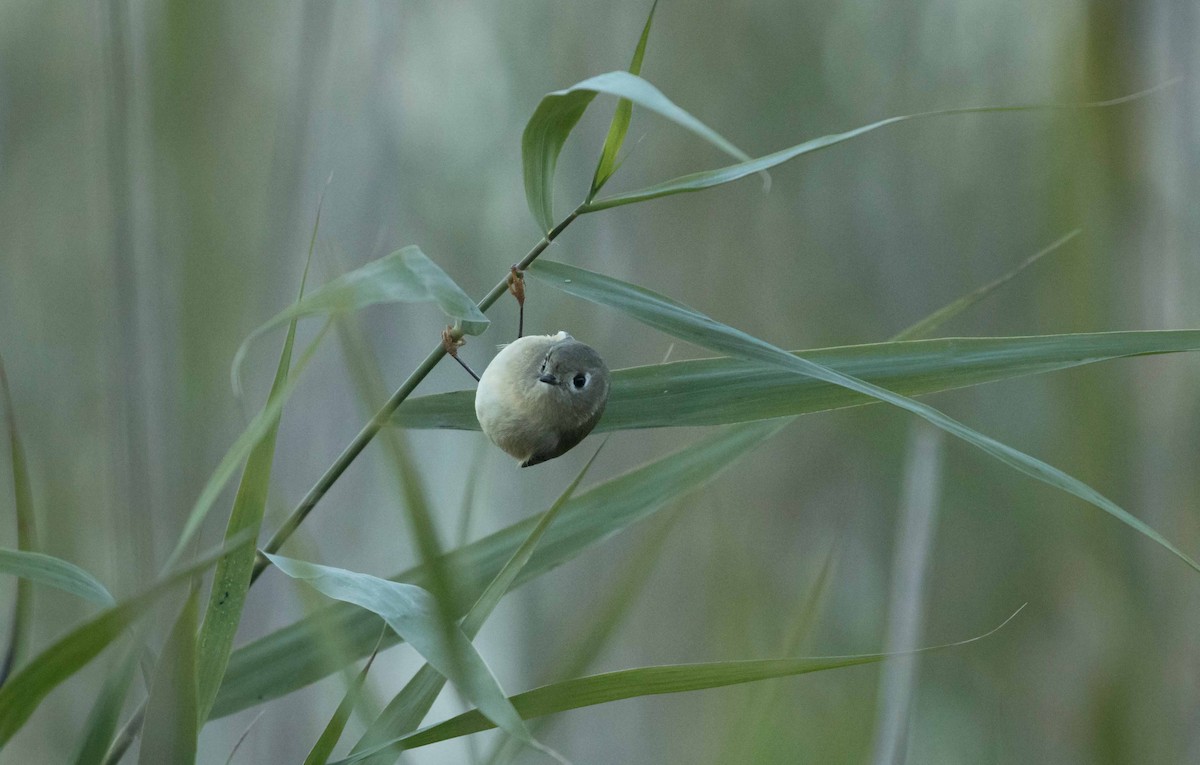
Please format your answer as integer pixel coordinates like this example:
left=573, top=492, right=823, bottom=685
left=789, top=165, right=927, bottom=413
left=231, top=246, right=487, bottom=394
left=0, top=549, right=114, bottom=606
left=264, top=554, right=535, bottom=749
left=334, top=608, right=1022, bottom=761
left=70, top=643, right=139, bottom=765
left=0, top=352, right=37, bottom=683
left=139, top=588, right=200, bottom=765
left=523, top=70, right=753, bottom=232
left=526, top=258, right=1200, bottom=573
left=394, top=330, right=1200, bottom=432
left=582, top=85, right=1175, bottom=213
left=589, top=0, right=659, bottom=195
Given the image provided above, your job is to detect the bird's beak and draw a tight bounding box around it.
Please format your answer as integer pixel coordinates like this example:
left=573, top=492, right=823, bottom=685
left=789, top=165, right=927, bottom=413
left=538, top=373, right=558, bottom=385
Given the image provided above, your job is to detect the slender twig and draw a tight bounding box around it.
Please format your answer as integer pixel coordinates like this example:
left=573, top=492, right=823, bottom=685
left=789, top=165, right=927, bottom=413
left=248, top=207, right=581, bottom=583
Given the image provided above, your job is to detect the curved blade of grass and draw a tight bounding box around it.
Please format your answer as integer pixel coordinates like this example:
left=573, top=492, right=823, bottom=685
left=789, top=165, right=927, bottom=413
left=0, top=549, right=115, bottom=606
left=138, top=587, right=200, bottom=765
left=231, top=246, right=488, bottom=394
left=523, top=70, right=754, bottom=232
left=349, top=444, right=604, bottom=764
left=0, top=352, right=36, bottom=684
left=211, top=420, right=784, bottom=719
left=581, top=83, right=1176, bottom=212
left=0, top=531, right=253, bottom=747
left=394, top=329, right=1200, bottom=432
left=892, top=229, right=1081, bottom=341
left=161, top=321, right=331, bottom=574
left=589, top=0, right=658, bottom=196
left=70, top=642, right=139, bottom=765
left=335, top=608, right=1023, bottom=761
left=197, top=204, right=319, bottom=722
left=264, top=554, right=538, bottom=752
left=303, top=628, right=386, bottom=765
left=527, top=259, right=1200, bottom=573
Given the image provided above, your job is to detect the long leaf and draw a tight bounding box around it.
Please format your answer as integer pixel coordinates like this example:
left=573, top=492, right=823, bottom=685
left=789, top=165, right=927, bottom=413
left=526, top=259, right=1200, bottom=573
left=0, top=549, right=115, bottom=606
left=0, top=531, right=253, bottom=747
left=71, top=643, right=139, bottom=765
left=394, top=330, right=1200, bottom=432
left=0, top=352, right=36, bottom=683
left=302, top=629, right=385, bottom=765
left=264, top=554, right=536, bottom=750
left=211, top=420, right=784, bottom=719
left=231, top=245, right=488, bottom=394
left=892, top=229, right=1081, bottom=341
left=349, top=445, right=604, bottom=763
left=581, top=84, right=1175, bottom=212
left=589, top=0, right=659, bottom=195
left=523, top=70, right=754, bottom=233
left=139, top=588, right=201, bottom=765
left=334, top=608, right=1023, bottom=761
left=196, top=202, right=318, bottom=722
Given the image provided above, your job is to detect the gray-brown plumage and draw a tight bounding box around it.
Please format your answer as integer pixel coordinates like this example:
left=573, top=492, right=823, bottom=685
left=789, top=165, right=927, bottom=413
left=474, top=331, right=610, bottom=467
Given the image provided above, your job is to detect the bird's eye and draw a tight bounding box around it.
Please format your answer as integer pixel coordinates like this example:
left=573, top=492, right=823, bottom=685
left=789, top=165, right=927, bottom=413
left=572, top=373, right=587, bottom=390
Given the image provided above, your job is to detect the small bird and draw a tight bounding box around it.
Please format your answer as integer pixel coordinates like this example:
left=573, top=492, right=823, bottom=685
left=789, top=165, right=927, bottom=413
left=474, top=331, right=610, bottom=467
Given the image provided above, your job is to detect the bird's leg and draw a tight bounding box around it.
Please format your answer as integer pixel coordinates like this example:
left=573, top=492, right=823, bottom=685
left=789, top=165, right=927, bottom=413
left=507, top=265, right=526, bottom=339
left=441, top=326, right=480, bottom=382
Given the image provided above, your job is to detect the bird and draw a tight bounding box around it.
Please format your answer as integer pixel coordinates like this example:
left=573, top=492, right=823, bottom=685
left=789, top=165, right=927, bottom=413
left=473, top=331, right=610, bottom=467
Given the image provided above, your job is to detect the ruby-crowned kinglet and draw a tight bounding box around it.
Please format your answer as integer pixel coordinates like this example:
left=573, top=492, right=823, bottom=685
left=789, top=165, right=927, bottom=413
left=475, top=331, right=610, bottom=467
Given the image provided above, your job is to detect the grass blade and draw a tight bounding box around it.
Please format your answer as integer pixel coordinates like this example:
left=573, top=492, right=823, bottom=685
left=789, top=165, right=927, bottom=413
left=196, top=202, right=319, bottom=722
left=71, top=643, right=139, bottom=765
left=302, top=628, right=386, bottom=765
left=0, top=531, right=253, bottom=747
left=526, top=259, right=1200, bottom=573
left=231, top=246, right=488, bottom=394
left=589, top=0, right=659, bottom=196
left=0, top=352, right=37, bottom=684
left=160, top=320, right=330, bottom=574
left=0, top=549, right=115, bottom=606
left=349, top=445, right=604, bottom=763
left=335, top=609, right=1023, bottom=761
left=211, top=420, right=784, bottom=719
left=892, top=229, right=1081, bottom=341
left=264, top=554, right=538, bottom=751
left=581, top=84, right=1176, bottom=213
left=523, top=70, right=754, bottom=232
left=395, top=330, right=1200, bottom=432
left=138, top=588, right=201, bottom=765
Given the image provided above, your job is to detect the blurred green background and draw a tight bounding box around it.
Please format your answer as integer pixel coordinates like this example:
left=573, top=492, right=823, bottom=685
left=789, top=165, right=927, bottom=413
left=2, top=0, right=1198, bottom=762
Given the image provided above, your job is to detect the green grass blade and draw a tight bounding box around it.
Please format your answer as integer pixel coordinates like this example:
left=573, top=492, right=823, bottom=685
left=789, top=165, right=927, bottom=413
left=589, top=0, right=659, bottom=196
left=349, top=445, right=604, bottom=763
left=302, top=629, right=386, bottom=765
left=523, top=70, right=753, bottom=232
left=0, top=531, right=253, bottom=747
left=71, top=643, right=139, bottom=765
left=161, top=321, right=331, bottom=574
left=211, top=420, right=783, bottom=719
left=335, top=609, right=1022, bottom=761
left=138, top=587, right=201, bottom=765
left=196, top=204, right=319, bottom=722
left=526, top=259, right=1200, bottom=573
left=395, top=330, right=1200, bottom=432
left=264, top=554, right=537, bottom=750
left=0, top=352, right=37, bottom=683
left=231, top=245, right=488, bottom=394
left=0, top=549, right=115, bottom=606
left=581, top=84, right=1175, bottom=213
left=892, top=229, right=1081, bottom=341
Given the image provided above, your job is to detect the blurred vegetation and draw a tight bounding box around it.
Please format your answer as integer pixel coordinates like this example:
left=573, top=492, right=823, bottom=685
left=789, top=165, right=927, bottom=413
left=1, top=1, right=1198, bottom=763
